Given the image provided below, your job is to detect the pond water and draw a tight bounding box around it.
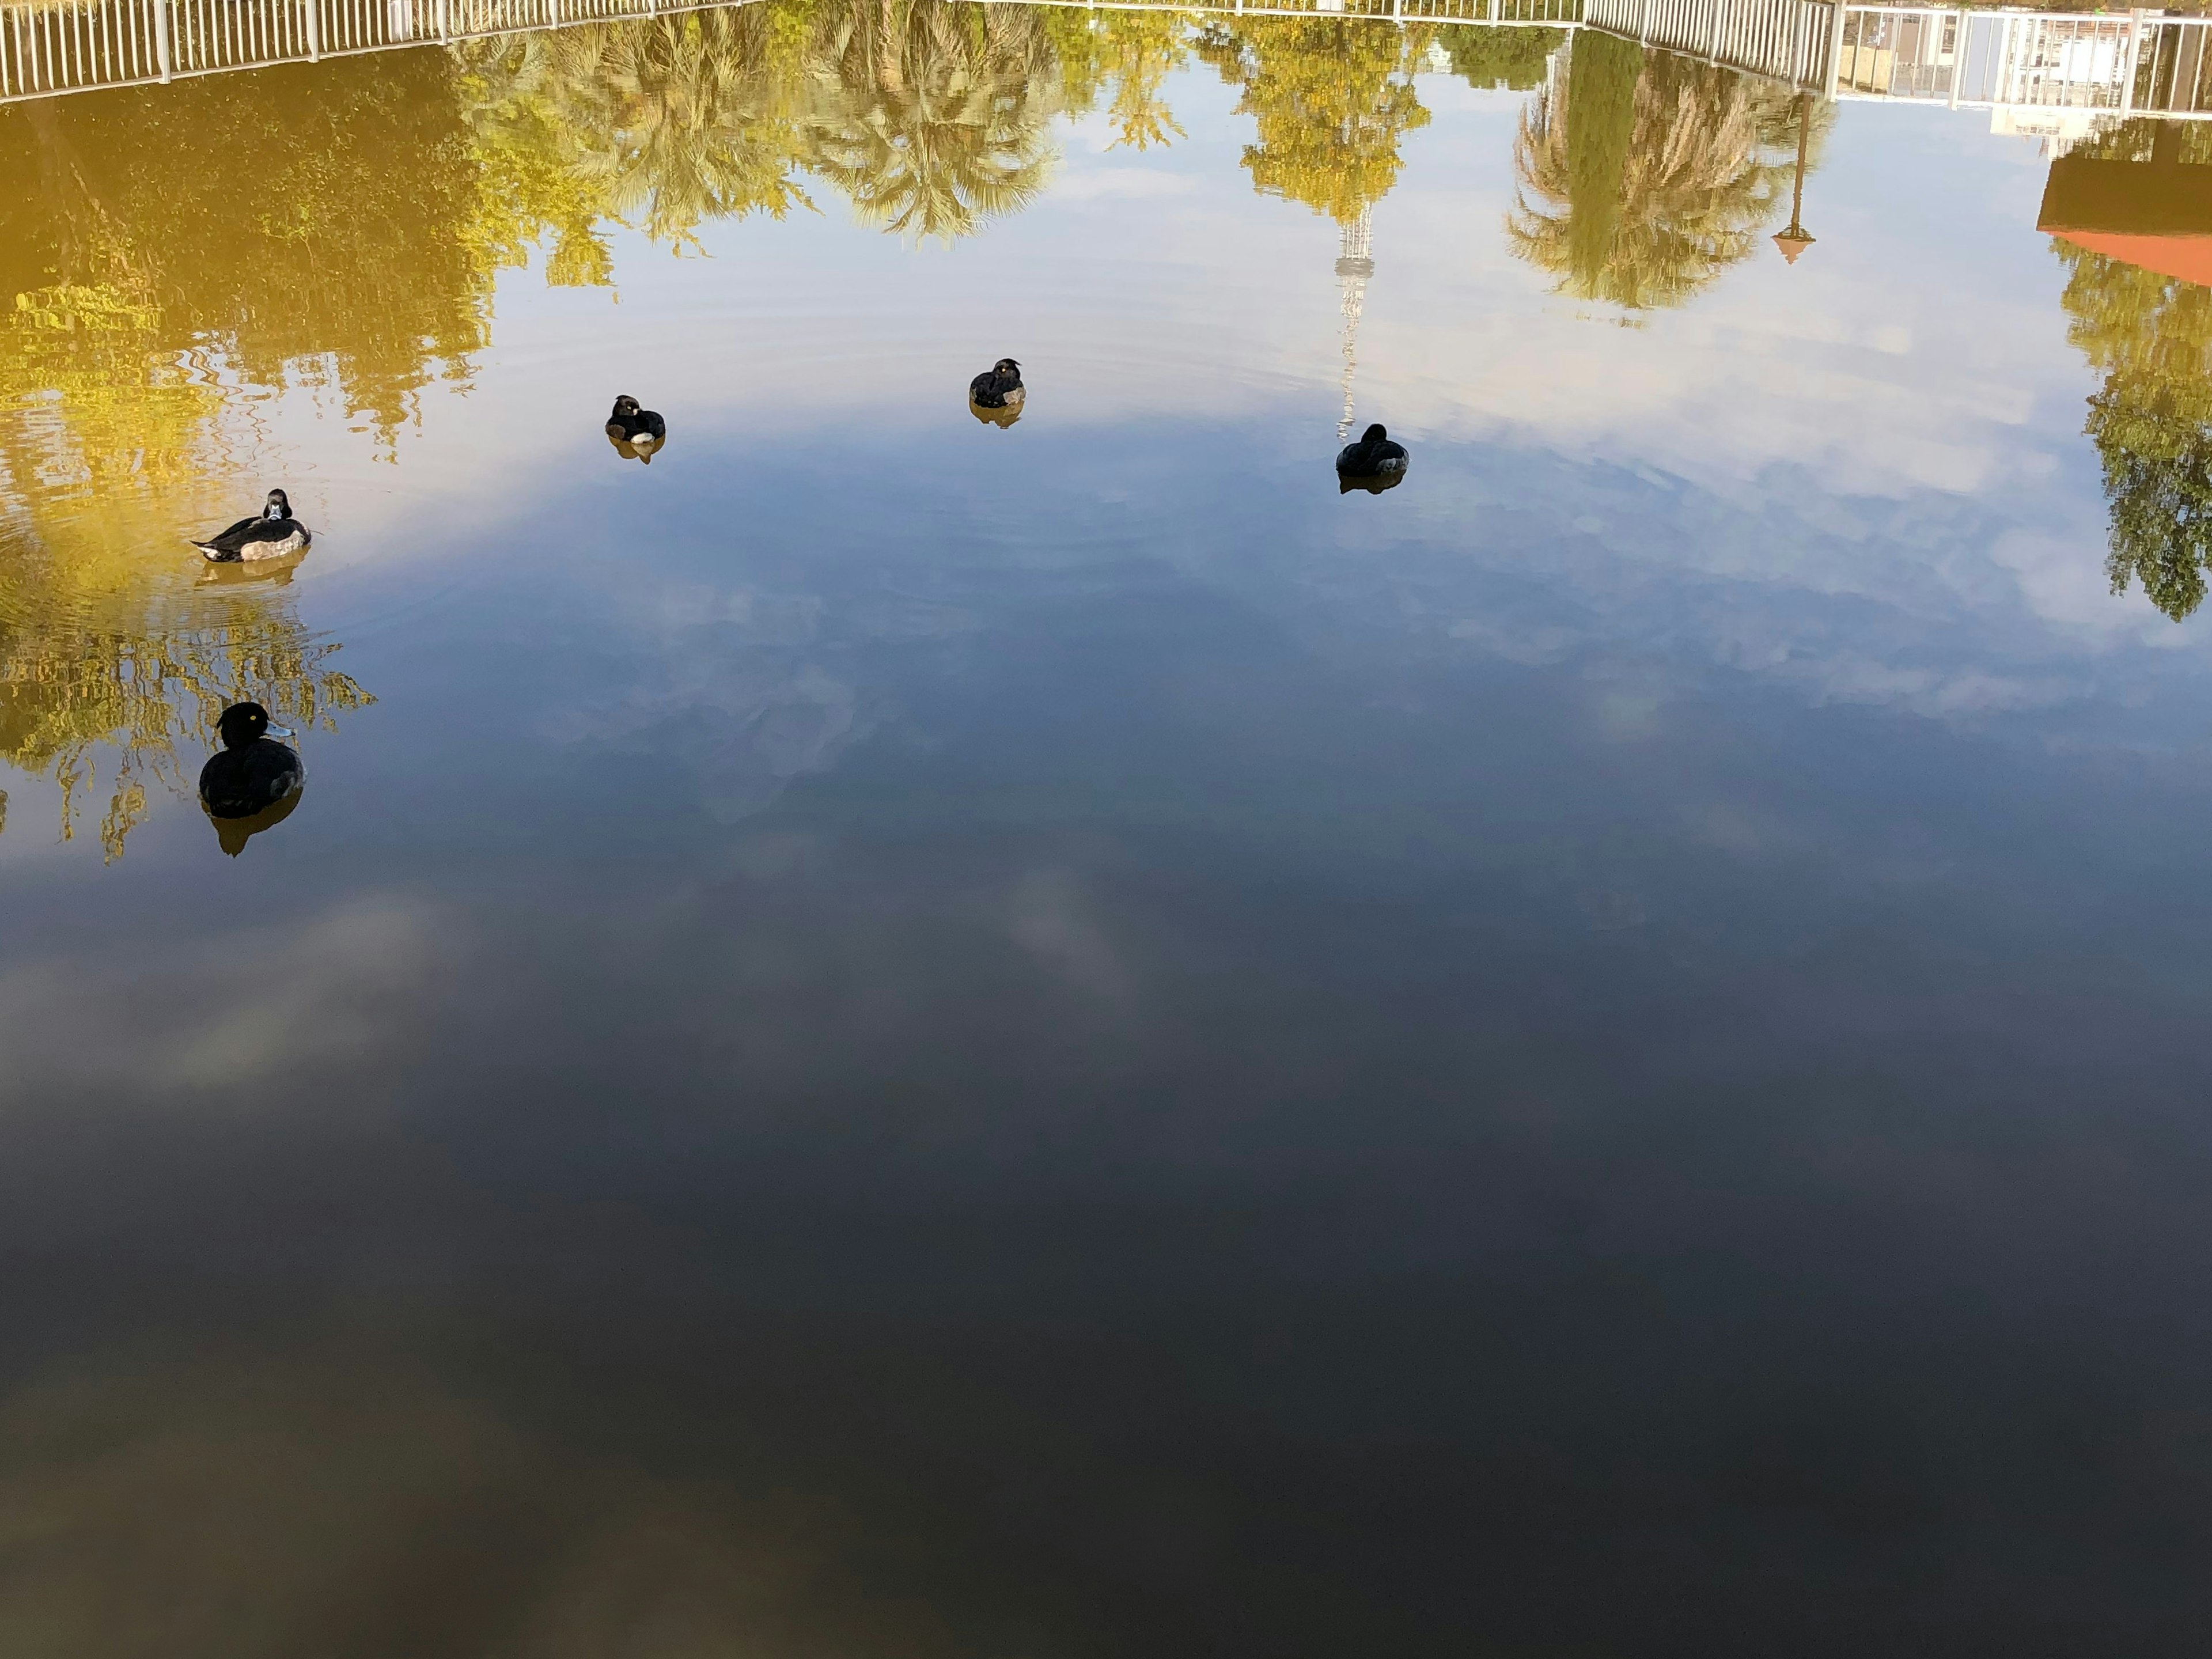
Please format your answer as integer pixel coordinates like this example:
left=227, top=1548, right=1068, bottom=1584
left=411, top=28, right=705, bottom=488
left=4, top=8, right=2211, bottom=1653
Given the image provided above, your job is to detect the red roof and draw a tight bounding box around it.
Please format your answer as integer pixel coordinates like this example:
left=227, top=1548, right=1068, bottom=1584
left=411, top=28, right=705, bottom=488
left=2047, top=230, right=2212, bottom=289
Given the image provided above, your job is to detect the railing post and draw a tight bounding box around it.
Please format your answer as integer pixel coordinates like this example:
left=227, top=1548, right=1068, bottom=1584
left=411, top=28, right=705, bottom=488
left=153, top=0, right=171, bottom=79
left=1823, top=0, right=1844, bottom=96
left=2120, top=7, right=2142, bottom=114
left=305, top=0, right=319, bottom=58
left=1949, top=6, right=1964, bottom=105
left=435, top=0, right=447, bottom=39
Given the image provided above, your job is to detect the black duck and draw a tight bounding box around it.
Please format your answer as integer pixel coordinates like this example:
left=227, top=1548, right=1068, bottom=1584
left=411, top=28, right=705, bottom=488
left=1335, top=423, right=1408, bottom=487
left=968, top=358, right=1024, bottom=411
left=199, top=702, right=305, bottom=823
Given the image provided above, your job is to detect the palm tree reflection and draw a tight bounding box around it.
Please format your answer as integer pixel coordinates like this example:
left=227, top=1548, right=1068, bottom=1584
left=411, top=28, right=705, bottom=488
left=1508, top=35, right=1828, bottom=313
left=802, top=1, right=1062, bottom=243
left=460, top=3, right=816, bottom=262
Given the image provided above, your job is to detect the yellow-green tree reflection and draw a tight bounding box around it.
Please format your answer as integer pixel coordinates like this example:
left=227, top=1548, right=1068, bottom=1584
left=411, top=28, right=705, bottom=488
left=1509, top=36, right=1825, bottom=312
left=1193, top=16, right=1434, bottom=223
left=2048, top=120, right=2212, bottom=622
left=0, top=75, right=402, bottom=858
left=1443, top=24, right=1566, bottom=93
left=1041, top=7, right=1191, bottom=151
left=459, top=1, right=817, bottom=267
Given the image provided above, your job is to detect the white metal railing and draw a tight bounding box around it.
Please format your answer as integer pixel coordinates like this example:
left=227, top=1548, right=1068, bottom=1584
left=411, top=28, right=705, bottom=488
left=1583, top=0, right=1831, bottom=85
left=1, top=0, right=744, bottom=101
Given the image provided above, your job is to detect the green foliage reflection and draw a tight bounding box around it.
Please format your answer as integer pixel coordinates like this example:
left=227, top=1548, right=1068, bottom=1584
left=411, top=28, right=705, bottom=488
left=1509, top=36, right=1825, bottom=312
left=0, top=78, right=404, bottom=857
left=1194, top=16, right=1433, bottom=222
left=2048, top=119, right=2212, bottom=622
left=1444, top=24, right=1567, bottom=93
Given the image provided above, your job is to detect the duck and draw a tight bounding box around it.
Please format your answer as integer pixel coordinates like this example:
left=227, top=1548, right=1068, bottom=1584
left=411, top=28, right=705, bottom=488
left=190, top=490, right=310, bottom=562
left=607, top=395, right=667, bottom=462
left=1336, top=423, right=1408, bottom=486
left=968, top=358, right=1024, bottom=411
left=199, top=702, right=305, bottom=824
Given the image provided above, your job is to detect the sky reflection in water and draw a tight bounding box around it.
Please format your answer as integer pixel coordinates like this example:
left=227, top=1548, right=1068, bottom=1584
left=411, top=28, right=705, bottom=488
left=3, top=7, right=2212, bottom=1654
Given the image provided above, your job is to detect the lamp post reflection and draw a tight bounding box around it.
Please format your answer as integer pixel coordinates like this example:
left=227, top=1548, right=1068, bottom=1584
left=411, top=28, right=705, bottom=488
left=1773, top=92, right=1817, bottom=264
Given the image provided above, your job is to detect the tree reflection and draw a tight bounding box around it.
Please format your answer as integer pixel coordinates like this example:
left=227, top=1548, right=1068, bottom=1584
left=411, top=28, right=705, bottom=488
left=1442, top=24, right=1566, bottom=93
left=1, top=56, right=494, bottom=438
left=2047, top=120, right=2212, bottom=621
left=1508, top=36, right=1824, bottom=311
left=0, top=76, right=402, bottom=857
left=1194, top=16, right=1433, bottom=223
left=803, top=0, right=1062, bottom=243
left=459, top=2, right=816, bottom=266
left=0, top=585, right=370, bottom=861
left=1042, top=7, right=1191, bottom=152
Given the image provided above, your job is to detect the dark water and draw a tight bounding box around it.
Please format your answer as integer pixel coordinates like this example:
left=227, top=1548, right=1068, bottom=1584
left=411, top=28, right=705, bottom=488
left=4, top=9, right=2212, bottom=1653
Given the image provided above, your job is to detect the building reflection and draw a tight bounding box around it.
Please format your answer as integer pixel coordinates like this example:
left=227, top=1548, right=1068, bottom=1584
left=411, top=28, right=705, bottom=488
left=2043, top=119, right=2212, bottom=621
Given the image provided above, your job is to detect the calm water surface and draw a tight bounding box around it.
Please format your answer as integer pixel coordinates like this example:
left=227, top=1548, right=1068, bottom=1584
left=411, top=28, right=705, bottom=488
left=5, top=9, right=2212, bottom=1653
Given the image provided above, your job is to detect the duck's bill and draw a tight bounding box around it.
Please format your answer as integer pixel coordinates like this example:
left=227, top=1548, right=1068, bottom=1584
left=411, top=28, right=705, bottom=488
left=267, top=725, right=297, bottom=738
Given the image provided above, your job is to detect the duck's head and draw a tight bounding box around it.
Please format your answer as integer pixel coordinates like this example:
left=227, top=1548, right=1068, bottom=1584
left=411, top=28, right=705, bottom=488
left=611, top=395, right=641, bottom=419
left=263, top=489, right=292, bottom=520
left=995, top=358, right=1021, bottom=378
left=217, top=702, right=294, bottom=749
left=1362, top=423, right=1388, bottom=444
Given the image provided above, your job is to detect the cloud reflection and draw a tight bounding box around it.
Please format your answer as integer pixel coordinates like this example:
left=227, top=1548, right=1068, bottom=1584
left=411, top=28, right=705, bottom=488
left=0, top=1342, right=954, bottom=1659
left=0, top=898, right=447, bottom=1109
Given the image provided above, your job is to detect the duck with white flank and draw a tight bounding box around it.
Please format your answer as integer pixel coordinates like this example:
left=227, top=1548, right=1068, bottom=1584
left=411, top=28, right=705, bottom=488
left=199, top=702, right=305, bottom=822
left=191, top=490, right=311, bottom=562
left=1335, top=423, right=1409, bottom=493
left=606, top=395, right=668, bottom=463
left=969, top=358, right=1024, bottom=411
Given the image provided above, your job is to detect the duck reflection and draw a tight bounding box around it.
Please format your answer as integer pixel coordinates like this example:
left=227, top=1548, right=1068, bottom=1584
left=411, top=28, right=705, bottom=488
left=606, top=431, right=669, bottom=464
left=196, top=549, right=308, bottom=589
left=207, top=786, right=304, bottom=857
left=1339, top=471, right=1404, bottom=496
left=605, top=395, right=668, bottom=464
